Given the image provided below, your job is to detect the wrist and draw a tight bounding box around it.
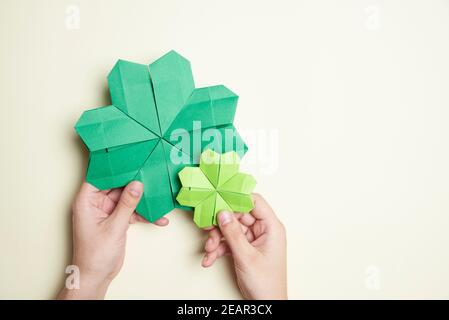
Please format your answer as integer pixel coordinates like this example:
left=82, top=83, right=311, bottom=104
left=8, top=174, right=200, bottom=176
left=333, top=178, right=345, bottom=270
left=80, top=270, right=112, bottom=293
left=58, top=260, right=113, bottom=300
left=58, top=271, right=111, bottom=300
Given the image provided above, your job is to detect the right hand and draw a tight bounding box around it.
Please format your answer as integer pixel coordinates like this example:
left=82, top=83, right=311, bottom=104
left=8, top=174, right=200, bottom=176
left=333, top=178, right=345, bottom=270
left=202, top=194, right=287, bottom=300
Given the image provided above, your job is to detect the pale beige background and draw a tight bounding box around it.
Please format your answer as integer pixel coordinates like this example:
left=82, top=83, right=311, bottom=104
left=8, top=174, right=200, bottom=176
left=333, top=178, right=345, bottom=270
left=1, top=0, right=448, bottom=299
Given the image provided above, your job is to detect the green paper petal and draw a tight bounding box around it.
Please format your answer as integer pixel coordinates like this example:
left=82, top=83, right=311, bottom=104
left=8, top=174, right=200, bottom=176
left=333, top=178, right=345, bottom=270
left=108, top=60, right=161, bottom=135
left=199, top=149, right=221, bottom=187
left=218, top=173, right=256, bottom=194
left=86, top=140, right=158, bottom=189
left=149, top=51, right=195, bottom=135
left=135, top=142, right=174, bottom=222
left=193, top=193, right=216, bottom=228
left=165, top=85, right=238, bottom=134
left=217, top=151, right=240, bottom=187
left=218, top=191, right=254, bottom=213
left=178, top=167, right=214, bottom=189
left=75, top=105, right=159, bottom=152
left=176, top=188, right=215, bottom=207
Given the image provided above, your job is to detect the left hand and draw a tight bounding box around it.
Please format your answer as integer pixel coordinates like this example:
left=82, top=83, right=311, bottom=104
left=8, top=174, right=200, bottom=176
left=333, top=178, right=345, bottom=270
left=58, top=181, right=168, bottom=299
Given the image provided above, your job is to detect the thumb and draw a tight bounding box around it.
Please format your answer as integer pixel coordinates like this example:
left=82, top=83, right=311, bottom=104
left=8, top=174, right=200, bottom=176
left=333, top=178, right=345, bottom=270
left=217, top=211, right=253, bottom=258
left=111, top=181, right=143, bottom=227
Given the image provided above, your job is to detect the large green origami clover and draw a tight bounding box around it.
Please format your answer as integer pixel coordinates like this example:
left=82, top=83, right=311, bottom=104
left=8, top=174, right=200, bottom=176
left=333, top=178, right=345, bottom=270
left=75, top=51, right=248, bottom=223
left=176, top=149, right=256, bottom=228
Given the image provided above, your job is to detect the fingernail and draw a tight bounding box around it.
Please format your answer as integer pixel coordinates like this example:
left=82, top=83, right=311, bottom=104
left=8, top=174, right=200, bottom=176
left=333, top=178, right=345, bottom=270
left=202, top=254, right=209, bottom=265
left=218, top=211, right=232, bottom=226
left=129, top=181, right=143, bottom=197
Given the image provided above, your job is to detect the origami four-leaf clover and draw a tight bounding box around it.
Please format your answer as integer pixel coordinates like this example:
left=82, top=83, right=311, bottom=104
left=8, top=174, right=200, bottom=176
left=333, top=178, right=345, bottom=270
left=75, top=50, right=248, bottom=223
left=176, top=149, right=256, bottom=228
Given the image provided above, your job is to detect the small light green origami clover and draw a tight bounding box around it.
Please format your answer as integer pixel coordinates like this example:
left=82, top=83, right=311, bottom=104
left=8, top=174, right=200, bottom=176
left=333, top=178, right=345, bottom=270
left=176, top=149, right=257, bottom=228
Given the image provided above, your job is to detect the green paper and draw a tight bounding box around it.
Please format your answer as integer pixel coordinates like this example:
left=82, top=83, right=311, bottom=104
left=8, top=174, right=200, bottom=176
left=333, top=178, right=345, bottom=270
left=75, top=105, right=158, bottom=151
left=219, top=173, right=257, bottom=194
left=219, top=191, right=254, bottom=213
left=87, top=140, right=159, bottom=189
left=75, top=50, right=248, bottom=223
left=150, top=51, right=195, bottom=135
left=176, top=149, right=257, bottom=228
left=165, top=85, right=238, bottom=134
left=161, top=140, right=193, bottom=210
left=179, top=167, right=214, bottom=189
left=108, top=59, right=161, bottom=135
left=214, top=193, right=232, bottom=225
left=134, top=141, right=174, bottom=222
left=193, top=193, right=216, bottom=228
left=166, top=124, right=248, bottom=162
left=199, top=149, right=220, bottom=187
left=177, top=188, right=214, bottom=207
left=218, top=151, right=239, bottom=187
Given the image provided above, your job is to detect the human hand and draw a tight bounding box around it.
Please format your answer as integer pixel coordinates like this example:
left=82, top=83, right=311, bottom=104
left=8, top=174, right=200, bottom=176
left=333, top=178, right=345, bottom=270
left=58, top=181, right=168, bottom=299
left=202, top=194, right=287, bottom=300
